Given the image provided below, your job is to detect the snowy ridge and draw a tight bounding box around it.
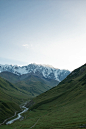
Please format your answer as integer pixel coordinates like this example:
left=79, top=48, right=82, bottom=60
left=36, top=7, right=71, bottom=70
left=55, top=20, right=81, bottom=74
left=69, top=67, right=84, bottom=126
left=0, top=64, right=70, bottom=82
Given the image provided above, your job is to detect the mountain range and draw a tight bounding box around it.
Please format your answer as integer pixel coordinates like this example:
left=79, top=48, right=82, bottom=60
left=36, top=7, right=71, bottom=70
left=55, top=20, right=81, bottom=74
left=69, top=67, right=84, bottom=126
left=0, top=64, right=70, bottom=96
left=0, top=63, right=70, bottom=82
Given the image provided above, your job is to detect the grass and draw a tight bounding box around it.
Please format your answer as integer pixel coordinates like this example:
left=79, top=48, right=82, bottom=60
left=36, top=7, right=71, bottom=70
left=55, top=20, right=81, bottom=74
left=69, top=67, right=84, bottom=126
left=0, top=100, right=21, bottom=124
left=1, top=98, right=86, bottom=129
left=0, top=76, right=31, bottom=123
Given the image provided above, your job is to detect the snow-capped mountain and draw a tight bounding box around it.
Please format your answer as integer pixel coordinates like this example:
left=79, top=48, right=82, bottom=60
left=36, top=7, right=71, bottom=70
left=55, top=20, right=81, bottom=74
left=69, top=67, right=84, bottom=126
left=0, top=64, right=70, bottom=82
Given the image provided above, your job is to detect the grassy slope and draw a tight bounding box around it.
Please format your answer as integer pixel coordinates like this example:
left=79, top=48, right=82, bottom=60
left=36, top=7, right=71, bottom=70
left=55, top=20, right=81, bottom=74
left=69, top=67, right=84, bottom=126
left=2, top=64, right=86, bottom=129
left=0, top=77, right=31, bottom=123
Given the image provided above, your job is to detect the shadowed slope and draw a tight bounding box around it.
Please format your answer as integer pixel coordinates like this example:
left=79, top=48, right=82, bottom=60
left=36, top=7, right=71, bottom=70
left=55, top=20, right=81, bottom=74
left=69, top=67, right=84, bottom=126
left=0, top=77, right=30, bottom=123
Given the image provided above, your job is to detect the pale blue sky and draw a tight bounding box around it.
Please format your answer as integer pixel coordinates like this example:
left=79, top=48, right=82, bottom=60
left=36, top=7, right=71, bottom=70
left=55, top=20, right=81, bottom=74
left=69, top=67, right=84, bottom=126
left=0, top=0, right=86, bottom=71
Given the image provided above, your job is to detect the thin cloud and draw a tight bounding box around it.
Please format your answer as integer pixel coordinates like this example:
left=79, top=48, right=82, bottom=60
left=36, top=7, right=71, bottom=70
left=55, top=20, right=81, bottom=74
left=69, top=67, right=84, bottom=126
left=22, top=44, right=29, bottom=48
left=22, top=44, right=34, bottom=50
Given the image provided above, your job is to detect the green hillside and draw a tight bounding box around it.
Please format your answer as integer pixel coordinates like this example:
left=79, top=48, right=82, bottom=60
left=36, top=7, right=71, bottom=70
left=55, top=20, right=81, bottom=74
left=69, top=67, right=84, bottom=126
left=0, top=77, right=31, bottom=123
left=1, top=63, right=86, bottom=129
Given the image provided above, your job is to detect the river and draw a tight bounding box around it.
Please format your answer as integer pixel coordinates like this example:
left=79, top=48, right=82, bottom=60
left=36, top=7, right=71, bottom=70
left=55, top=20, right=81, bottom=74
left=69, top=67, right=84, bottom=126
left=6, top=105, right=28, bottom=125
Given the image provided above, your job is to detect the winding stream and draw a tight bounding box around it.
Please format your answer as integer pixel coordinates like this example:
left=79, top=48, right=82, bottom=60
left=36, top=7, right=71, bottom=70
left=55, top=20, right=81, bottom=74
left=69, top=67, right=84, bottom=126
left=6, top=105, right=28, bottom=125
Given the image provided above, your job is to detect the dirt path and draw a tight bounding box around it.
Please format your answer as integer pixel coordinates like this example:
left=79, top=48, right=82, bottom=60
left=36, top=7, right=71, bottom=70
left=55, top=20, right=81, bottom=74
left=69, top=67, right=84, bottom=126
left=30, top=118, right=40, bottom=128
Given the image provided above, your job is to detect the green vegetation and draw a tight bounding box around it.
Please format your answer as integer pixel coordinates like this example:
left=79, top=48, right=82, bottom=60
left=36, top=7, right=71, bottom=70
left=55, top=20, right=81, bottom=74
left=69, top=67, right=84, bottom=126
left=0, top=100, right=20, bottom=124
left=1, top=64, right=86, bottom=129
left=0, top=77, right=31, bottom=123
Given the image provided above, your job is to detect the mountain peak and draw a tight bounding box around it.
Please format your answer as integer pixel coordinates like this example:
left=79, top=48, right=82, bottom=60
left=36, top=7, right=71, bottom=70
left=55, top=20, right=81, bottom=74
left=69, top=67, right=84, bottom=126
left=0, top=64, right=70, bottom=82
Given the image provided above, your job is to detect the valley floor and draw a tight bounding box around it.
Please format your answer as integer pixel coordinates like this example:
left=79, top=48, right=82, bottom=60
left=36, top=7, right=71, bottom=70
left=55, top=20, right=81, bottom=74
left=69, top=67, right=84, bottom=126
left=1, top=98, right=86, bottom=129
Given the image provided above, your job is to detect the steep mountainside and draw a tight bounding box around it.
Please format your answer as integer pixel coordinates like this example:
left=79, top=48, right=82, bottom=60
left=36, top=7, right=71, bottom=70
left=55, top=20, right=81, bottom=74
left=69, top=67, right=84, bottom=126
left=31, top=63, right=86, bottom=105
left=0, top=63, right=70, bottom=82
left=0, top=77, right=31, bottom=123
left=2, top=63, right=86, bottom=129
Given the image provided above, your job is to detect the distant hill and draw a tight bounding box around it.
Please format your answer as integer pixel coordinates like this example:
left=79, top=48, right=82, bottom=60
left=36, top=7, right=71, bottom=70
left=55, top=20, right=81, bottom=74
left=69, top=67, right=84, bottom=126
left=6, top=63, right=86, bottom=129
left=0, top=71, right=59, bottom=96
